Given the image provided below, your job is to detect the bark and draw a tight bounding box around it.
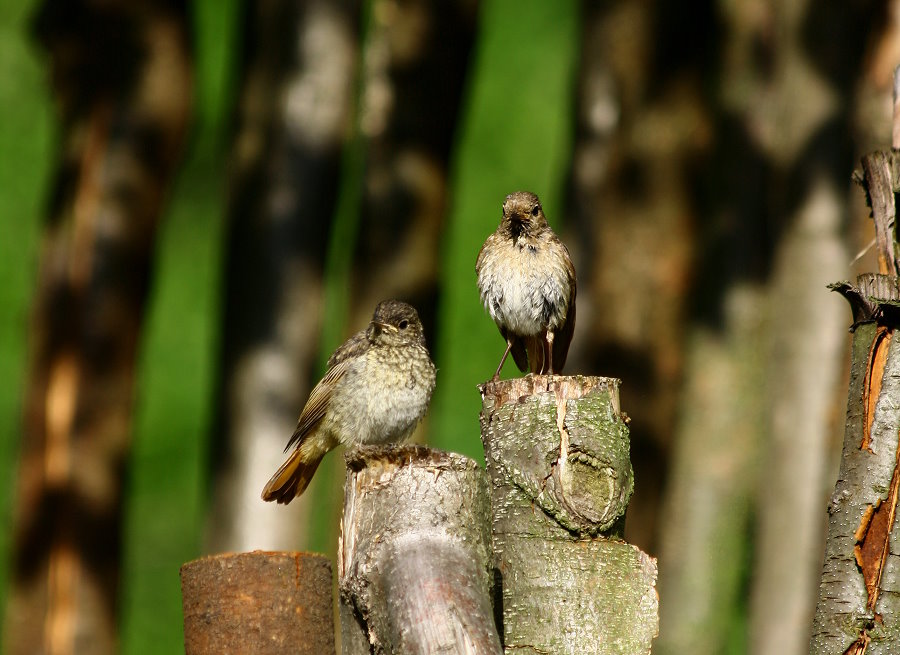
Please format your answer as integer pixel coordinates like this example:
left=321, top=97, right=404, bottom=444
left=180, top=551, right=334, bottom=655
left=4, top=2, right=191, bottom=654
left=339, top=445, right=500, bottom=654
left=810, top=152, right=900, bottom=654
left=206, top=0, right=361, bottom=553
left=479, top=375, right=658, bottom=655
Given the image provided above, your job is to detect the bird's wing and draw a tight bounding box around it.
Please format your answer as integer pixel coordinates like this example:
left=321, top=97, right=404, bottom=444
left=326, top=328, right=368, bottom=368
left=475, top=231, right=502, bottom=280
left=284, top=358, right=350, bottom=452
left=552, top=244, right=577, bottom=372
left=475, top=236, right=489, bottom=275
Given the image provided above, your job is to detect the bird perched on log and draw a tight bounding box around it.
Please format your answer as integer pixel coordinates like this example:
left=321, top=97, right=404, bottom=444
left=261, top=300, right=436, bottom=504
left=476, top=191, right=576, bottom=378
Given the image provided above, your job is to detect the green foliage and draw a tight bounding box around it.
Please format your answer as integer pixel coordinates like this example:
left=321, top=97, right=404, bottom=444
left=0, top=0, right=52, bottom=632
left=119, top=1, right=239, bottom=652
left=119, top=151, right=227, bottom=655
left=430, top=0, right=580, bottom=458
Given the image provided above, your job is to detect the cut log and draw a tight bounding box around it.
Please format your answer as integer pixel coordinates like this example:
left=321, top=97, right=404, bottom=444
left=339, top=445, right=501, bottom=654
left=480, top=375, right=658, bottom=654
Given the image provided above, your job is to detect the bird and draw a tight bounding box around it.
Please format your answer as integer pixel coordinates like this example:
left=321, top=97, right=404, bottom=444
left=261, top=300, right=436, bottom=504
left=476, top=191, right=576, bottom=378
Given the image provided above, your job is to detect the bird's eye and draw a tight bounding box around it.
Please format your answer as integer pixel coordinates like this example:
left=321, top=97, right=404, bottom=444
left=399, top=319, right=409, bottom=330
left=531, top=204, right=541, bottom=217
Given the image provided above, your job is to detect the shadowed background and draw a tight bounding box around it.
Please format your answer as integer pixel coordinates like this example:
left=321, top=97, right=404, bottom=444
left=0, top=0, right=894, bottom=653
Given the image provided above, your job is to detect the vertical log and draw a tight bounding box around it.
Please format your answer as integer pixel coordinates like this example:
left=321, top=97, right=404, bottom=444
left=339, top=445, right=501, bottom=654
left=811, top=149, right=900, bottom=653
left=5, top=2, right=191, bottom=653
left=180, top=551, right=334, bottom=655
left=480, top=376, right=658, bottom=654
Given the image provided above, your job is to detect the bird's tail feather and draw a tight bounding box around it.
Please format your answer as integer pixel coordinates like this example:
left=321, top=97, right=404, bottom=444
left=261, top=442, right=325, bottom=504
left=525, top=335, right=548, bottom=374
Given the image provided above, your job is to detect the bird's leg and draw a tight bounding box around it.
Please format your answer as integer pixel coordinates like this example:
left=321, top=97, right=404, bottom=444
left=546, top=330, right=555, bottom=375
left=494, top=340, right=513, bottom=380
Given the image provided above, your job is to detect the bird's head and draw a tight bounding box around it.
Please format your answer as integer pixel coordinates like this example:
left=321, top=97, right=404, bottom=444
left=367, top=299, right=426, bottom=347
left=500, top=191, right=548, bottom=241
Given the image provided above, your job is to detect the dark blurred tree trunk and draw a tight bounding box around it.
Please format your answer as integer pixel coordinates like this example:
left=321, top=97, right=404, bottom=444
left=205, top=0, right=362, bottom=552
left=567, top=0, right=709, bottom=552
left=3, top=1, right=192, bottom=654
left=348, top=0, right=478, bottom=330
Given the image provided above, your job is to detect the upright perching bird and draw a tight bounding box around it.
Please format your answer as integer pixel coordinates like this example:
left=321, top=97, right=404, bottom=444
left=261, top=300, right=436, bottom=504
left=476, top=191, right=576, bottom=378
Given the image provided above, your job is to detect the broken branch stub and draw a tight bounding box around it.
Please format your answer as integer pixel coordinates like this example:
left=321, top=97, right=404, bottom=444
left=339, top=444, right=501, bottom=655
left=180, top=551, right=334, bottom=655
left=480, top=375, right=658, bottom=655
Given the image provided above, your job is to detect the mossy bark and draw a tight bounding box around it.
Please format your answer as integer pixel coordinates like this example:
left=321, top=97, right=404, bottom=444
left=480, top=375, right=658, bottom=654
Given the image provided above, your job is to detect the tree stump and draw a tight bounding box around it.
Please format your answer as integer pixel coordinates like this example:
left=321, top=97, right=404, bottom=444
left=480, top=375, right=658, bottom=654
left=339, top=444, right=501, bottom=654
left=180, top=551, right=334, bottom=655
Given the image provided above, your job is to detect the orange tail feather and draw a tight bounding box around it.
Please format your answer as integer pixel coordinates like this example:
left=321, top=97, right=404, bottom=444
left=261, top=447, right=324, bottom=504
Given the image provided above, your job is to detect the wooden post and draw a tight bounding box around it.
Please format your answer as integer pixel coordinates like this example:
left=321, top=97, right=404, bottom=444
left=339, top=445, right=501, bottom=654
left=480, top=375, right=658, bottom=654
left=180, top=551, right=334, bottom=655
left=810, top=146, right=900, bottom=653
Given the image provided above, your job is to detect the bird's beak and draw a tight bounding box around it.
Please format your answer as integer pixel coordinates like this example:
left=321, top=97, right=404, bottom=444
left=370, top=321, right=396, bottom=335
left=511, top=211, right=531, bottom=226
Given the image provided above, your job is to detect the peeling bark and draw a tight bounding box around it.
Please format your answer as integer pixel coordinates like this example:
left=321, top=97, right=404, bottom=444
left=811, top=149, right=900, bottom=654
left=811, top=320, right=900, bottom=654
left=480, top=376, right=658, bottom=655
left=180, top=551, right=334, bottom=655
left=339, top=445, right=500, bottom=654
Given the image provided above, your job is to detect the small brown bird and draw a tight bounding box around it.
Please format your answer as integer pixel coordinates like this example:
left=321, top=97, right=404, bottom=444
left=476, top=191, right=576, bottom=378
left=261, top=300, right=436, bottom=504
